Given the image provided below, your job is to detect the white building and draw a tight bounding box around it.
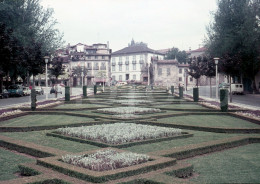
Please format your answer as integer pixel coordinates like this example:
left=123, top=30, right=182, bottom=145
left=111, top=40, right=164, bottom=84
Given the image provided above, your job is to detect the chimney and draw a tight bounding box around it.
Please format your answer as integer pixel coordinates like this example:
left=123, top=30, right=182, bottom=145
left=107, top=41, right=109, bottom=49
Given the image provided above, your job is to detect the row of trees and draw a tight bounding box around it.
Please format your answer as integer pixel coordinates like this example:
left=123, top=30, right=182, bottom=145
left=205, top=0, right=260, bottom=92
left=0, top=0, right=64, bottom=92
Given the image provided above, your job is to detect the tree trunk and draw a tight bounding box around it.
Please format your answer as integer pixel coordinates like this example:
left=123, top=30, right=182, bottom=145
left=229, top=75, right=232, bottom=103
left=252, top=77, right=257, bottom=94
left=0, top=76, right=3, bottom=93
left=33, top=75, right=35, bottom=88
left=210, top=78, right=212, bottom=98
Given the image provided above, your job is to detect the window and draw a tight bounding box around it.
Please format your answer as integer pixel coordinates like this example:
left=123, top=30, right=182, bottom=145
left=190, top=77, right=193, bottom=82
left=179, top=77, right=182, bottom=81
left=87, top=63, right=91, bottom=68
left=112, top=66, right=115, bottom=71
left=112, top=76, right=115, bottom=81
left=133, top=55, right=136, bottom=61
left=119, top=57, right=122, bottom=62
left=88, top=56, right=91, bottom=59
left=119, top=75, right=122, bottom=81
left=119, top=65, right=122, bottom=71
left=167, top=68, right=171, bottom=76
left=95, top=56, right=98, bottom=59
left=133, top=74, right=136, bottom=80
left=102, top=56, right=105, bottom=59
left=126, top=56, right=129, bottom=61
left=126, top=65, right=129, bottom=71
left=179, top=68, right=182, bottom=74
left=133, top=64, right=136, bottom=70
left=158, top=68, right=162, bottom=76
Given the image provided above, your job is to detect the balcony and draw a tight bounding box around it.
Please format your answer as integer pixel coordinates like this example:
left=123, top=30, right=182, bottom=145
left=118, top=61, right=123, bottom=65
left=125, top=60, right=129, bottom=65
left=139, top=60, right=144, bottom=64
left=132, top=60, right=136, bottom=64
left=112, top=62, right=116, bottom=66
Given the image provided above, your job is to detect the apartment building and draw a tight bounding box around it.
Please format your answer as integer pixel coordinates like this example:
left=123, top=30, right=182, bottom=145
left=111, top=40, right=164, bottom=85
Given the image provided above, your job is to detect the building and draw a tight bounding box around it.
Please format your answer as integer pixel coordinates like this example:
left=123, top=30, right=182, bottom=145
left=53, top=42, right=111, bottom=86
left=111, top=40, right=164, bottom=85
left=152, top=58, right=195, bottom=88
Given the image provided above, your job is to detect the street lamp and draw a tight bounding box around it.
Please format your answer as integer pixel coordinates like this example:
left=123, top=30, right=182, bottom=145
left=81, top=62, right=84, bottom=88
left=214, top=57, right=219, bottom=100
left=44, top=56, right=49, bottom=100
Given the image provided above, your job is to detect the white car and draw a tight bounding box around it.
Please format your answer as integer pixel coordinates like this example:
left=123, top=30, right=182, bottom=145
left=23, top=87, right=31, bottom=96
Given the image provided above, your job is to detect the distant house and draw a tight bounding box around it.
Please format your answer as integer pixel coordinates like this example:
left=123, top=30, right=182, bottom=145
left=111, top=40, right=164, bottom=84
left=53, top=42, right=111, bottom=86
left=152, top=58, right=195, bottom=88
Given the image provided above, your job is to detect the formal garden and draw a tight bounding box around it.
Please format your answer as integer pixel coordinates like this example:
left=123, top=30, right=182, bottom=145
left=0, top=85, right=259, bottom=184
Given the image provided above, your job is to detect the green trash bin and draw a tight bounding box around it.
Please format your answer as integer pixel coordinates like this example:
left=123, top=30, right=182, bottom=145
left=83, top=85, right=87, bottom=97
left=94, top=85, right=97, bottom=95
left=31, top=89, right=37, bottom=111
left=179, top=86, right=183, bottom=98
left=220, top=89, right=228, bottom=112
left=171, top=86, right=174, bottom=96
left=65, top=86, right=70, bottom=101
left=193, top=87, right=199, bottom=102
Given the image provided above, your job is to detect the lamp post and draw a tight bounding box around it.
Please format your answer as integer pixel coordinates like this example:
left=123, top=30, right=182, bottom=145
left=102, top=73, right=105, bottom=92
left=214, top=58, right=219, bottom=100
left=81, top=62, right=84, bottom=88
left=44, top=56, right=49, bottom=100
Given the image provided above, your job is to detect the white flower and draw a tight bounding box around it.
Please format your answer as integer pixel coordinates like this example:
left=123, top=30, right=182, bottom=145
left=56, top=123, right=182, bottom=145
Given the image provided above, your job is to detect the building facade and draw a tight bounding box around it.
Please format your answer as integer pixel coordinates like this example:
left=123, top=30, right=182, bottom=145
left=111, top=40, right=164, bottom=85
left=54, top=43, right=111, bottom=86
left=152, top=58, right=196, bottom=88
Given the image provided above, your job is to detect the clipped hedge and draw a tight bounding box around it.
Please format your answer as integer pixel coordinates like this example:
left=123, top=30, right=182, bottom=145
left=46, top=132, right=193, bottom=148
left=160, top=136, right=260, bottom=160
left=28, top=179, right=71, bottom=184
left=18, top=165, right=41, bottom=176
left=120, top=179, right=164, bottom=184
left=0, top=139, right=54, bottom=158
left=164, top=163, right=193, bottom=178
left=37, top=152, right=176, bottom=183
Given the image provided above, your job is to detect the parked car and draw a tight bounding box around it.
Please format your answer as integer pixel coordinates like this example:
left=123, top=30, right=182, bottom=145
left=8, top=85, right=23, bottom=97
left=35, top=86, right=44, bottom=95
left=50, top=85, right=62, bottom=94
left=219, top=82, right=244, bottom=95
left=0, top=89, right=9, bottom=98
left=23, top=87, right=31, bottom=96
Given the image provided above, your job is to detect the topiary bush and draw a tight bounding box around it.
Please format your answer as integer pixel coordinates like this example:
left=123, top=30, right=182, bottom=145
left=171, top=86, right=174, bottom=95
left=31, top=89, right=37, bottom=111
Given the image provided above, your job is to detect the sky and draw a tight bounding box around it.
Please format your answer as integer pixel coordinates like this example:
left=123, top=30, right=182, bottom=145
left=41, top=0, right=218, bottom=52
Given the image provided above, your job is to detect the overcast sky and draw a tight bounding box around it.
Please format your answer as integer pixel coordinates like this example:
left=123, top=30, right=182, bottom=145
left=41, top=0, right=218, bottom=52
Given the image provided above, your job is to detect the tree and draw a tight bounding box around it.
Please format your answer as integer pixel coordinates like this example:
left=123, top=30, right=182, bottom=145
left=202, top=57, right=217, bottom=98
left=49, top=59, right=65, bottom=84
left=165, top=47, right=188, bottom=63
left=0, top=0, right=64, bottom=87
left=188, top=56, right=204, bottom=87
left=206, top=0, right=260, bottom=93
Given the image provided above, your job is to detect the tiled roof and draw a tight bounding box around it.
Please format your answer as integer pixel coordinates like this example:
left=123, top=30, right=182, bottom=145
left=156, top=48, right=171, bottom=54
left=112, top=45, right=163, bottom=55
left=190, top=47, right=206, bottom=52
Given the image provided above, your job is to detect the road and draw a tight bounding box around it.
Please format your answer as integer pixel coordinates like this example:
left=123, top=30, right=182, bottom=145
left=186, top=86, right=260, bottom=108
left=0, top=87, right=93, bottom=109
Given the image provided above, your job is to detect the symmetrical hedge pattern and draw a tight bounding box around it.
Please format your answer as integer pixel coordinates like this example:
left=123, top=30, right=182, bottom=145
left=0, top=85, right=259, bottom=184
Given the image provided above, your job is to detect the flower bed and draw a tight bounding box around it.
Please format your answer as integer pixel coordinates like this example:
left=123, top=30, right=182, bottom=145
left=96, top=107, right=161, bottom=114
left=0, top=109, right=22, bottom=118
left=235, top=110, right=260, bottom=121
left=62, top=149, right=150, bottom=172
left=118, top=96, right=148, bottom=99
left=113, top=99, right=152, bottom=105
left=55, top=123, right=182, bottom=145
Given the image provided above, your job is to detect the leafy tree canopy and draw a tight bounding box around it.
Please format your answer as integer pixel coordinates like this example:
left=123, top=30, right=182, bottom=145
left=165, top=47, right=188, bottom=63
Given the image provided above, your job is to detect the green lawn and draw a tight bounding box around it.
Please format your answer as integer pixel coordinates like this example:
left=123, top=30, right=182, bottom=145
left=157, top=103, right=208, bottom=110
left=54, top=103, right=110, bottom=109
left=122, top=130, right=245, bottom=154
left=1, top=130, right=99, bottom=153
left=0, top=148, right=35, bottom=181
left=187, top=143, right=260, bottom=183
left=158, top=114, right=260, bottom=128
left=0, top=115, right=95, bottom=127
